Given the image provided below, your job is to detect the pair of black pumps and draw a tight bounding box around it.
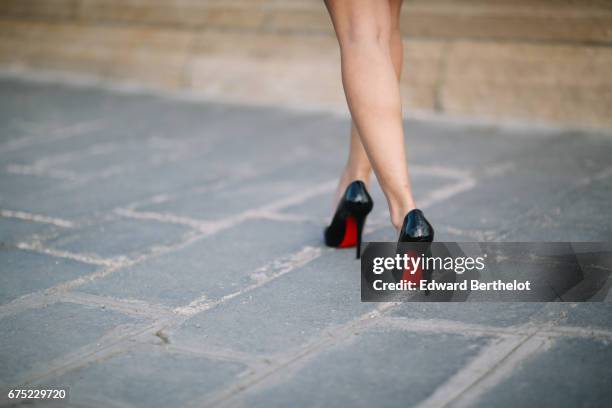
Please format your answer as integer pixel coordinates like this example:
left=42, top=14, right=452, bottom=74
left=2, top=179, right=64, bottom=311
left=324, top=180, right=434, bottom=258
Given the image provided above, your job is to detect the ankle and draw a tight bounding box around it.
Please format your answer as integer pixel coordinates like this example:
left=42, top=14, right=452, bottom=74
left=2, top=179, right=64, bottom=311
left=389, top=201, right=416, bottom=232
left=341, top=166, right=371, bottom=187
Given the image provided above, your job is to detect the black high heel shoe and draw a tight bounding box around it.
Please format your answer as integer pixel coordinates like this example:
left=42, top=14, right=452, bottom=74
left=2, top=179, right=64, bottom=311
left=325, top=180, right=373, bottom=259
left=397, top=209, right=434, bottom=294
left=398, top=209, right=434, bottom=242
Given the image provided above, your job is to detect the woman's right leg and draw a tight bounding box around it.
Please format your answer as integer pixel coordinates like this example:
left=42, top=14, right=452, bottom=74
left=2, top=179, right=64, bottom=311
left=325, top=0, right=416, bottom=231
left=334, top=0, right=405, bottom=209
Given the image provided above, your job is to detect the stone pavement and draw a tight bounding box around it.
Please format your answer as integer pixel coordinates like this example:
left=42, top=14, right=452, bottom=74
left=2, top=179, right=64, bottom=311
left=0, top=77, right=611, bottom=407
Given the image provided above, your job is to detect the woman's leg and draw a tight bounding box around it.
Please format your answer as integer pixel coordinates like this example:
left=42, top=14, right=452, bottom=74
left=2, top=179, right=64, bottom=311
left=333, top=124, right=371, bottom=206
left=326, top=0, right=416, bottom=231
left=334, top=0, right=405, bottom=207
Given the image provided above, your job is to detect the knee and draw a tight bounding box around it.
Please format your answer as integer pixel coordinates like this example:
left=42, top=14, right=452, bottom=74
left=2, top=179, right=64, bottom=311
left=338, top=21, right=391, bottom=53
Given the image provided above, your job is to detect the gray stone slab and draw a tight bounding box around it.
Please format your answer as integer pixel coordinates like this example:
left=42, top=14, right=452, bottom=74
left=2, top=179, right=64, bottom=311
left=136, top=160, right=338, bottom=220
left=501, top=176, right=612, bottom=241
left=0, top=110, right=151, bottom=167
left=426, top=133, right=612, bottom=241
left=402, top=119, right=553, bottom=171
left=532, top=132, right=612, bottom=178
left=41, top=218, right=190, bottom=259
left=237, top=327, right=492, bottom=408
left=0, top=120, right=33, bottom=145
left=38, top=348, right=246, bottom=408
left=429, top=172, right=569, bottom=237
left=473, top=337, right=612, bottom=408
left=0, top=218, right=56, bottom=245
left=0, top=79, right=107, bottom=142
left=5, top=102, right=262, bottom=174
left=389, top=303, right=547, bottom=327
left=0, top=302, right=143, bottom=385
left=172, top=249, right=376, bottom=356
left=0, top=116, right=336, bottom=219
left=538, top=303, right=612, bottom=331
left=0, top=159, right=222, bottom=219
left=0, top=248, right=98, bottom=305
left=0, top=172, right=62, bottom=209
left=68, top=102, right=311, bottom=173
left=78, top=219, right=321, bottom=307
left=0, top=79, right=225, bottom=156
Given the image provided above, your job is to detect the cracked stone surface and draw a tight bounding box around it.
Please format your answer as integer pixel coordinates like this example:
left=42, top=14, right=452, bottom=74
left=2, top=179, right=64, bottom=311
left=0, top=77, right=611, bottom=407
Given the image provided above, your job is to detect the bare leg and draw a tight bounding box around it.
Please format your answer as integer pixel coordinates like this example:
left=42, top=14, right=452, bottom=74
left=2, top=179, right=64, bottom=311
left=326, top=0, right=415, bottom=231
left=334, top=0, right=405, bottom=207
left=334, top=124, right=371, bottom=205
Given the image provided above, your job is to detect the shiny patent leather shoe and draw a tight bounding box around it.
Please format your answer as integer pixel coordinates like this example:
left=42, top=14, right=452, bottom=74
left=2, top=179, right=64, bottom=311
left=398, top=209, right=434, bottom=242
left=397, top=209, right=434, bottom=293
left=324, top=180, right=373, bottom=259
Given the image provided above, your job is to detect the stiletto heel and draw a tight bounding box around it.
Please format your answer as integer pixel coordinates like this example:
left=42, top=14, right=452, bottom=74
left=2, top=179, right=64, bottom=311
left=355, top=216, right=365, bottom=259
left=325, top=180, right=373, bottom=259
left=422, top=246, right=433, bottom=295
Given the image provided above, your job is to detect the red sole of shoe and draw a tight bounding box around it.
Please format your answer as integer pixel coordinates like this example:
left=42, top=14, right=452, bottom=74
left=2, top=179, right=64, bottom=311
left=338, top=216, right=357, bottom=248
left=401, top=249, right=423, bottom=283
